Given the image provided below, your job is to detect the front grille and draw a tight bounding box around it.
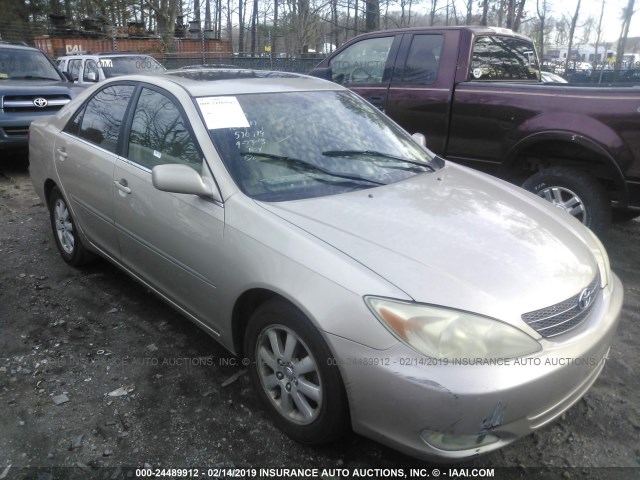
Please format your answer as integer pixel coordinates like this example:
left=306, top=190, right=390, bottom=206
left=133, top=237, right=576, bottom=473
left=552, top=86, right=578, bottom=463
left=3, top=126, right=29, bottom=136
left=2, top=94, right=70, bottom=113
left=522, top=273, right=600, bottom=338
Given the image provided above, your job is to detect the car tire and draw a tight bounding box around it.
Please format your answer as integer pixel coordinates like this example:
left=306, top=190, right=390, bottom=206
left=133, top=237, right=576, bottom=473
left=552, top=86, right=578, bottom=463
left=522, top=167, right=611, bottom=238
left=48, top=186, right=93, bottom=266
left=244, top=299, right=349, bottom=445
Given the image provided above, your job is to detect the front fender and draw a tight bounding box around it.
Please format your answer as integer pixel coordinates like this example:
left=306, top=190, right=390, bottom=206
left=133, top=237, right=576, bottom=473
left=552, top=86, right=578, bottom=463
left=503, top=128, right=628, bottom=206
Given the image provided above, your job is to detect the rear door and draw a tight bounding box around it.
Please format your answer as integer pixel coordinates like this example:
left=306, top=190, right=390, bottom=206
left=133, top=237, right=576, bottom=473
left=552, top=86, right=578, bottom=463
left=54, top=83, right=136, bottom=258
left=384, top=30, right=458, bottom=155
left=326, top=34, right=401, bottom=111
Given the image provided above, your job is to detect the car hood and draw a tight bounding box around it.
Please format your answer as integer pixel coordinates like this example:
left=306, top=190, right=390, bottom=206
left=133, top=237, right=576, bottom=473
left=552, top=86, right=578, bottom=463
left=258, top=164, right=599, bottom=327
left=0, top=80, right=84, bottom=96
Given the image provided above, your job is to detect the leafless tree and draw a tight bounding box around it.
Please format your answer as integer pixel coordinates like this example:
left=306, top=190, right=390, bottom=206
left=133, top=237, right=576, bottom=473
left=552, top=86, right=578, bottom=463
left=616, top=0, right=637, bottom=68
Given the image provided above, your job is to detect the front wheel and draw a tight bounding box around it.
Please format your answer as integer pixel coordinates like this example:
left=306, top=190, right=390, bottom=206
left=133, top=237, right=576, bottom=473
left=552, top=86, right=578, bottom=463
left=522, top=167, right=611, bottom=238
left=244, top=299, right=349, bottom=445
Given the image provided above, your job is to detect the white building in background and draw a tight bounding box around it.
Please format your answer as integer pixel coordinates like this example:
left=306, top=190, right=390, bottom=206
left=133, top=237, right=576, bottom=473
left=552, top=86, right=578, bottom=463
left=545, top=44, right=616, bottom=66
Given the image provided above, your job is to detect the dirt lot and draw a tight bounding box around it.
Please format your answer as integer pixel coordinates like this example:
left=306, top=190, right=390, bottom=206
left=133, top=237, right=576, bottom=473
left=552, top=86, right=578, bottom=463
left=1, top=156, right=639, bottom=480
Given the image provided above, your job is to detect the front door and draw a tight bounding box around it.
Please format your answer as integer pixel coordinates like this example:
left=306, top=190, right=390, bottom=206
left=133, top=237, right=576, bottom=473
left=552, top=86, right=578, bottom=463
left=112, top=85, right=225, bottom=331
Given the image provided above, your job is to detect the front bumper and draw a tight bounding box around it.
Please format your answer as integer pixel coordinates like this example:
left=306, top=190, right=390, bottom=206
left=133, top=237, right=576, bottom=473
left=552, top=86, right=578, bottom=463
left=326, top=273, right=623, bottom=462
left=0, top=111, right=57, bottom=150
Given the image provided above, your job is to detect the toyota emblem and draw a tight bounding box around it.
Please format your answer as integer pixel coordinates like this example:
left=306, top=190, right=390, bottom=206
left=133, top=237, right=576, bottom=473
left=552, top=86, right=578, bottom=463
left=33, top=97, right=48, bottom=108
left=578, top=288, right=593, bottom=311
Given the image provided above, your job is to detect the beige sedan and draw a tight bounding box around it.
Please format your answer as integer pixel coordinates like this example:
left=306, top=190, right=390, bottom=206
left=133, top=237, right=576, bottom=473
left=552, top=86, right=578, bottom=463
left=29, top=69, right=622, bottom=461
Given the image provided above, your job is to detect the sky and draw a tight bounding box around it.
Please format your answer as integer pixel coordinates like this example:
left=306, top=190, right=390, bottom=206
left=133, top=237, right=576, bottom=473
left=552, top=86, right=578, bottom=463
left=552, top=0, right=640, bottom=42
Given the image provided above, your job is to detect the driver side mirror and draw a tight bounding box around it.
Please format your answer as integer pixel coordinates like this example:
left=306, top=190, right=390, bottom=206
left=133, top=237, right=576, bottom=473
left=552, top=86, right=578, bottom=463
left=308, top=67, right=333, bottom=82
left=412, top=133, right=427, bottom=148
left=86, top=72, right=97, bottom=82
left=152, top=163, right=218, bottom=199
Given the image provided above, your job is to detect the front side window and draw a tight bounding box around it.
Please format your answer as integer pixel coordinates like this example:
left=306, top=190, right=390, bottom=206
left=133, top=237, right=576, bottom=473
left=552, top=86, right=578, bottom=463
left=398, top=34, right=444, bottom=84
left=470, top=36, right=540, bottom=81
left=204, top=90, right=438, bottom=201
left=329, top=36, right=394, bottom=85
left=83, top=59, right=99, bottom=82
left=127, top=88, right=201, bottom=170
left=70, top=84, right=135, bottom=153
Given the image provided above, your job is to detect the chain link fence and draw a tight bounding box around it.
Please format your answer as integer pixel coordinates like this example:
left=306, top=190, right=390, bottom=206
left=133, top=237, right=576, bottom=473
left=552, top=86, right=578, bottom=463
left=159, top=54, right=325, bottom=73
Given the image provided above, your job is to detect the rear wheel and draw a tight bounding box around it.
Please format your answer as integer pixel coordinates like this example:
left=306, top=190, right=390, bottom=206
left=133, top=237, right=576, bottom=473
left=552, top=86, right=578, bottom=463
left=244, top=299, right=349, bottom=445
left=48, top=186, right=93, bottom=266
left=522, top=167, right=611, bottom=238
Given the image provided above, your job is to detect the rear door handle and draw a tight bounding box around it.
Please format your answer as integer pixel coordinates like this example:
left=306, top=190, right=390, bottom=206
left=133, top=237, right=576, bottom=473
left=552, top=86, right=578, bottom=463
left=114, top=179, right=132, bottom=194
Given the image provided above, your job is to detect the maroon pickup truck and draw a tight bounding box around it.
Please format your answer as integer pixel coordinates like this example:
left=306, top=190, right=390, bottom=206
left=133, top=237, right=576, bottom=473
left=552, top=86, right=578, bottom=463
left=310, top=26, right=640, bottom=237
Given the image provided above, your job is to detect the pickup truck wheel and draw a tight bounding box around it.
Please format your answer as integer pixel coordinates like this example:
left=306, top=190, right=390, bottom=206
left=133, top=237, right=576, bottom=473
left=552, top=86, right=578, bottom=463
left=48, top=186, right=93, bottom=266
left=522, top=167, right=611, bottom=237
left=244, top=299, right=349, bottom=445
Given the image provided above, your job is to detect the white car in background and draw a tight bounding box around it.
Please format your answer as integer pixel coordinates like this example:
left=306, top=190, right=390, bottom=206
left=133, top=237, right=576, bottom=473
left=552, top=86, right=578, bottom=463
left=56, top=52, right=165, bottom=85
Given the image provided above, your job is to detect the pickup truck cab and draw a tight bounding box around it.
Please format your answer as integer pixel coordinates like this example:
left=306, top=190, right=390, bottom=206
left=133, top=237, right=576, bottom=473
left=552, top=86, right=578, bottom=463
left=310, top=26, right=640, bottom=236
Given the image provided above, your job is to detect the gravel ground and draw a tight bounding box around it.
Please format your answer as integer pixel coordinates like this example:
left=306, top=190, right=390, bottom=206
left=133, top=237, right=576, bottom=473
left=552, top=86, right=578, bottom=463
left=1, top=155, right=639, bottom=480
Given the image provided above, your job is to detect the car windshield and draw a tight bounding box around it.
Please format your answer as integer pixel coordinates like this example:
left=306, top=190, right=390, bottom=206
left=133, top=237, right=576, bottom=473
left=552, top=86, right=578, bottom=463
left=100, top=56, right=165, bottom=78
left=0, top=48, right=62, bottom=81
left=204, top=90, right=439, bottom=201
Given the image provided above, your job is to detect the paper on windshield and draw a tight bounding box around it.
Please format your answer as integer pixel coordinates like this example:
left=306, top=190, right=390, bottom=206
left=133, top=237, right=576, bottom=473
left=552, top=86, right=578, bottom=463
left=196, top=96, right=250, bottom=130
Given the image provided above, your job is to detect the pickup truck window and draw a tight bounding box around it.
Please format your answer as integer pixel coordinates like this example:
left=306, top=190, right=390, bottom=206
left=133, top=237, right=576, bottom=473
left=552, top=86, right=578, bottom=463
left=68, top=59, right=82, bottom=81
left=329, top=36, right=394, bottom=85
left=397, top=34, right=444, bottom=84
left=470, top=36, right=540, bottom=81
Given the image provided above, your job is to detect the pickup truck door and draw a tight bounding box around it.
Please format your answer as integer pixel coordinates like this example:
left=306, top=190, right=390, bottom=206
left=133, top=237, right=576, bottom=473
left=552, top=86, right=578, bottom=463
left=384, top=30, right=459, bottom=155
left=325, top=34, right=402, bottom=111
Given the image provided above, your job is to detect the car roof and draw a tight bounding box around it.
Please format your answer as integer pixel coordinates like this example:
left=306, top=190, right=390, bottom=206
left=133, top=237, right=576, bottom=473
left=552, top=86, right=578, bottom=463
left=0, top=42, right=42, bottom=52
left=346, top=25, right=532, bottom=42
left=115, top=69, right=344, bottom=96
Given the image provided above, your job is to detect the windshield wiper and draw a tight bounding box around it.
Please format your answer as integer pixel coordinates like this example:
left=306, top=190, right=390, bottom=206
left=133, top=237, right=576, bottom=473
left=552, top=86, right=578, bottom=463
left=240, top=151, right=386, bottom=186
left=322, top=149, right=435, bottom=171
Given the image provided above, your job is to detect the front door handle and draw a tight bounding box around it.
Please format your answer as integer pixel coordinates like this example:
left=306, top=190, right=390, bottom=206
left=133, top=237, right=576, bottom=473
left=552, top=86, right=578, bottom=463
left=56, top=147, right=67, bottom=161
left=368, top=95, right=385, bottom=111
left=114, top=179, right=132, bottom=194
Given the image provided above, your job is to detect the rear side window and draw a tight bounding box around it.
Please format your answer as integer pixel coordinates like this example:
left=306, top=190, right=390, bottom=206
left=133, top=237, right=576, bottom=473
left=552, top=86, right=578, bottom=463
left=67, top=84, right=135, bottom=153
left=398, top=34, right=444, bottom=84
left=329, top=36, right=394, bottom=85
left=470, top=36, right=539, bottom=81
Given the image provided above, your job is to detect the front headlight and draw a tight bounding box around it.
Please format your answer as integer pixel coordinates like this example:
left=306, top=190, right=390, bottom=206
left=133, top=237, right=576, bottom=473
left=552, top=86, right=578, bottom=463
left=365, top=297, right=541, bottom=360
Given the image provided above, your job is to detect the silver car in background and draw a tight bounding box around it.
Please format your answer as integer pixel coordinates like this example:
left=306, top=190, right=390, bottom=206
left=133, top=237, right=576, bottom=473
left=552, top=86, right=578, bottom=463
left=29, top=70, right=622, bottom=462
